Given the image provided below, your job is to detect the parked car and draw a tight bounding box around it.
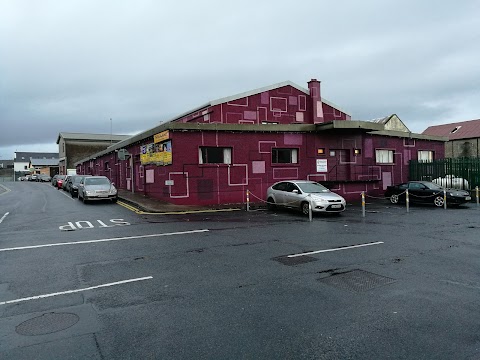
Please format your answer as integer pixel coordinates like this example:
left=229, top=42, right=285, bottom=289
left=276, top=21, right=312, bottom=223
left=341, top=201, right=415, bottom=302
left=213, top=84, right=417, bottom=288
left=432, top=175, right=469, bottom=190
left=51, top=175, right=60, bottom=186
left=18, top=176, right=27, bottom=181
left=266, top=180, right=346, bottom=215
left=67, top=175, right=91, bottom=198
left=37, top=174, right=51, bottom=182
left=29, top=174, right=38, bottom=181
left=78, top=176, right=118, bottom=203
left=62, top=175, right=71, bottom=191
left=385, top=181, right=471, bottom=207
left=54, top=175, right=66, bottom=189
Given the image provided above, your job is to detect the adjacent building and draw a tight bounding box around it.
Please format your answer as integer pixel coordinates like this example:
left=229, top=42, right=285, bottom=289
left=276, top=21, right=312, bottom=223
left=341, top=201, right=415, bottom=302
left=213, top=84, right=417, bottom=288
left=14, top=152, right=59, bottom=180
left=57, top=132, right=131, bottom=175
left=423, top=119, right=480, bottom=158
left=75, top=79, right=446, bottom=205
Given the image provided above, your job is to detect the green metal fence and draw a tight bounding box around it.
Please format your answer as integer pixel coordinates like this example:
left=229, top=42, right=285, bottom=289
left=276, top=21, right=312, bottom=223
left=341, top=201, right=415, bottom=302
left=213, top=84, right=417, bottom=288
left=409, top=158, right=480, bottom=190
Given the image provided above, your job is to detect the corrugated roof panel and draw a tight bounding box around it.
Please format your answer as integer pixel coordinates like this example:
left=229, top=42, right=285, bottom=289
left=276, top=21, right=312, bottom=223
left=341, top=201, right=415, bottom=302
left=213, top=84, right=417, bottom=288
left=423, top=119, right=480, bottom=140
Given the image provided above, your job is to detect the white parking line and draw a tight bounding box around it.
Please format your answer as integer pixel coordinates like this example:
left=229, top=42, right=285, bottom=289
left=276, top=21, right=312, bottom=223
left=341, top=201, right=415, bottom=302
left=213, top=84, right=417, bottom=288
left=0, top=276, right=153, bottom=305
left=0, top=212, right=9, bottom=224
left=0, top=229, right=210, bottom=253
left=287, top=241, right=384, bottom=258
left=58, top=189, right=76, bottom=201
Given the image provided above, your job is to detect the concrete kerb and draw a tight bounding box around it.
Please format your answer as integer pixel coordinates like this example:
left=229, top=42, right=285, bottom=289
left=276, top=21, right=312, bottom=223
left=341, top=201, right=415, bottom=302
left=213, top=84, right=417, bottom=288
left=117, top=196, right=243, bottom=215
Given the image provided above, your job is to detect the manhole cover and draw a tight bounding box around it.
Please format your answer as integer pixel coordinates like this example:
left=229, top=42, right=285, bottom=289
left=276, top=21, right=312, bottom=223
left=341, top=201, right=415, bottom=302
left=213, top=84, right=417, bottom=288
left=318, top=269, right=396, bottom=292
left=16, top=312, right=79, bottom=336
left=272, top=255, right=318, bottom=266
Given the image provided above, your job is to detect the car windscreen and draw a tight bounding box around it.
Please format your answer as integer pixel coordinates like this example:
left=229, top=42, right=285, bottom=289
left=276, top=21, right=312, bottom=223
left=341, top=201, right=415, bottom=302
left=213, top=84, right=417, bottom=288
left=297, top=182, right=330, bottom=193
left=85, top=178, right=110, bottom=186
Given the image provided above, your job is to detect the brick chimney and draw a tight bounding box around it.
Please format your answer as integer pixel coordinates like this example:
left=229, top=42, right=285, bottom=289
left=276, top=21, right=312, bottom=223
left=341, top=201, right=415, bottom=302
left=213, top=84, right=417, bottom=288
left=307, top=79, right=324, bottom=124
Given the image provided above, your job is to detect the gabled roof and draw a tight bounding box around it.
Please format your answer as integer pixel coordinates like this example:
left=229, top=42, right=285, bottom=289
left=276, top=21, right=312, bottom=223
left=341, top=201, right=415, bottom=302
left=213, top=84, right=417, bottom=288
left=30, top=158, right=59, bottom=166
left=160, top=80, right=352, bottom=125
left=422, top=119, right=480, bottom=140
left=367, top=114, right=410, bottom=132
left=15, top=152, right=58, bottom=162
left=56, top=132, right=131, bottom=144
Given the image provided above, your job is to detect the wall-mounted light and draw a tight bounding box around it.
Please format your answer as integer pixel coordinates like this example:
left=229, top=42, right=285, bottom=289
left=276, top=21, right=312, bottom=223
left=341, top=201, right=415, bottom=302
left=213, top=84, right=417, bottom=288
left=317, top=148, right=325, bottom=155
left=354, top=149, right=361, bottom=155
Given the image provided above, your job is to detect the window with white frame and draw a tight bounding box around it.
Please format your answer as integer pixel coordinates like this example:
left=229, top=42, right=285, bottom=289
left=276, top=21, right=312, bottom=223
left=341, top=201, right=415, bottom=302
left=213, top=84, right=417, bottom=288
left=272, top=148, right=298, bottom=164
left=375, top=149, right=394, bottom=164
left=418, top=150, right=433, bottom=162
left=199, top=147, right=232, bottom=164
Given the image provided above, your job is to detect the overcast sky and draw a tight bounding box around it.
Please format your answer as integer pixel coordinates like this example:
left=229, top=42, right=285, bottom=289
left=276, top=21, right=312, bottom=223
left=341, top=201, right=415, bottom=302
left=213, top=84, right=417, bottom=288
left=1, top=0, right=479, bottom=160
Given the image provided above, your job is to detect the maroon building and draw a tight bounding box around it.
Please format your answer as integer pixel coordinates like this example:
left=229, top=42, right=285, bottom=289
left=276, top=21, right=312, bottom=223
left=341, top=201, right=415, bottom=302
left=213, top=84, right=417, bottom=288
left=75, top=79, right=446, bottom=205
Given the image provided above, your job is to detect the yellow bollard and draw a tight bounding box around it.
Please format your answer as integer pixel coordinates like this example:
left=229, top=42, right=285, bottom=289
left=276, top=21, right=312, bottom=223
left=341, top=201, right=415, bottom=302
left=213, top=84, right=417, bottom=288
left=246, top=190, right=250, bottom=212
left=361, top=191, right=365, bottom=217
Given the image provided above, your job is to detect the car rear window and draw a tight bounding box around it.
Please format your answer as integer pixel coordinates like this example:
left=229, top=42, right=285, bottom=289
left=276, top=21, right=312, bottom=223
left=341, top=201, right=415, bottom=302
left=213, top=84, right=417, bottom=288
left=85, top=178, right=110, bottom=185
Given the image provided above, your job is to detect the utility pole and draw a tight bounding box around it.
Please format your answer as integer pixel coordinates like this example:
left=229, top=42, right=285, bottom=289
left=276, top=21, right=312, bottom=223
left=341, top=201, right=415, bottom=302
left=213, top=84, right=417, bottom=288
left=110, top=118, right=113, bottom=144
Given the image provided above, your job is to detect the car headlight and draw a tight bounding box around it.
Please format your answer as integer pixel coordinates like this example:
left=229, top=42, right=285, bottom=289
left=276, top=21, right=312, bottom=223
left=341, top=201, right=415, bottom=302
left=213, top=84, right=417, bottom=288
left=86, top=190, right=95, bottom=195
left=109, top=188, right=117, bottom=195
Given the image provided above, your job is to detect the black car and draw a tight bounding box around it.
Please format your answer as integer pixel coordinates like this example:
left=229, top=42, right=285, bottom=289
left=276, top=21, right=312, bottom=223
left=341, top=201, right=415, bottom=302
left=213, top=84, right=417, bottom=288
left=385, top=181, right=471, bottom=207
left=68, top=175, right=91, bottom=198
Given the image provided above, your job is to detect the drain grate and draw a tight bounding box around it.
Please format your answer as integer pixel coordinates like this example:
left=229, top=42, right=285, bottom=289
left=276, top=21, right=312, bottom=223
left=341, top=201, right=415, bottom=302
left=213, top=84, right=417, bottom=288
left=16, top=312, right=79, bottom=336
left=318, top=269, right=396, bottom=292
left=272, top=255, right=318, bottom=266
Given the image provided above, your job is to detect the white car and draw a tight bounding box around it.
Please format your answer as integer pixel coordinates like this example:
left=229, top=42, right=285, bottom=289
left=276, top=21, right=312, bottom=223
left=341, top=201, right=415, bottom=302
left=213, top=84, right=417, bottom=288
left=266, top=180, right=346, bottom=215
left=432, top=175, right=469, bottom=190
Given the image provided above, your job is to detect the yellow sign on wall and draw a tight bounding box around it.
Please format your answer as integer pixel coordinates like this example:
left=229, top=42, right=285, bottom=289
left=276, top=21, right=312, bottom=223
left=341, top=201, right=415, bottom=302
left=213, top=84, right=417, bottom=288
left=140, top=140, right=172, bottom=166
left=154, top=130, right=170, bottom=144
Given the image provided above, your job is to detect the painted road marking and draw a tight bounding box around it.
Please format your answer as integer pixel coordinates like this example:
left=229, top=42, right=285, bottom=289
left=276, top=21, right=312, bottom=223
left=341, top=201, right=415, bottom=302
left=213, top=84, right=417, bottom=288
left=59, top=189, right=76, bottom=200
left=0, top=229, right=209, bottom=253
left=59, top=219, right=131, bottom=231
left=0, top=212, right=9, bottom=224
left=0, top=184, right=11, bottom=196
left=0, top=276, right=153, bottom=305
left=287, top=241, right=384, bottom=258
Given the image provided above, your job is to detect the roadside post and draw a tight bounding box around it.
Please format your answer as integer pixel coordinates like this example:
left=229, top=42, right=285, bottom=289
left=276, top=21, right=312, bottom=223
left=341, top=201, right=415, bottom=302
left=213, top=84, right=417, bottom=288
left=406, top=189, right=409, bottom=213
left=476, top=186, right=479, bottom=207
left=246, top=190, right=250, bottom=212
left=443, top=189, right=447, bottom=210
left=361, top=191, right=365, bottom=217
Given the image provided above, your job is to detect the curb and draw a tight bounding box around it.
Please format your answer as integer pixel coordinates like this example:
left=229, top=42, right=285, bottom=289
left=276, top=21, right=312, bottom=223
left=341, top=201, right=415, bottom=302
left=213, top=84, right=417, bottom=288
left=117, top=197, right=244, bottom=215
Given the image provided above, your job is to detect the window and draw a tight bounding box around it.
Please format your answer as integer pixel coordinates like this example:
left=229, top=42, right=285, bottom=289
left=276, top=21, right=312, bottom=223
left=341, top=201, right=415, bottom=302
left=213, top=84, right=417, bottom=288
left=199, top=147, right=232, bottom=164
left=418, top=150, right=433, bottom=162
left=104, top=161, right=110, bottom=170
left=375, top=149, right=394, bottom=164
left=272, top=148, right=298, bottom=164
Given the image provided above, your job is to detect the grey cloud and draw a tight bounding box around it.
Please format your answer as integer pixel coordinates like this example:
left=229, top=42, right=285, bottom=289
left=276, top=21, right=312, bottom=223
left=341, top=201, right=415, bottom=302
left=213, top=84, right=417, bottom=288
left=1, top=0, right=479, bottom=159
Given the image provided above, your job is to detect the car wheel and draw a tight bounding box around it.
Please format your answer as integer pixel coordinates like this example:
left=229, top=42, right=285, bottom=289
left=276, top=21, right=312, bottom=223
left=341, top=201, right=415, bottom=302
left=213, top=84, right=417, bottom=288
left=266, top=197, right=276, bottom=210
left=390, top=194, right=400, bottom=204
left=111, top=198, right=118, bottom=203
left=82, top=196, right=88, bottom=204
left=71, top=190, right=75, bottom=198
left=434, top=196, right=444, bottom=207
left=301, top=201, right=310, bottom=215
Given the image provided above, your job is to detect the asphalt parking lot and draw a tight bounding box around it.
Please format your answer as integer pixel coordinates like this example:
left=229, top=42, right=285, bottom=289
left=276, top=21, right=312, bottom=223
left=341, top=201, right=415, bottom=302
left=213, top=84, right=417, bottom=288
left=1, top=182, right=480, bottom=359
